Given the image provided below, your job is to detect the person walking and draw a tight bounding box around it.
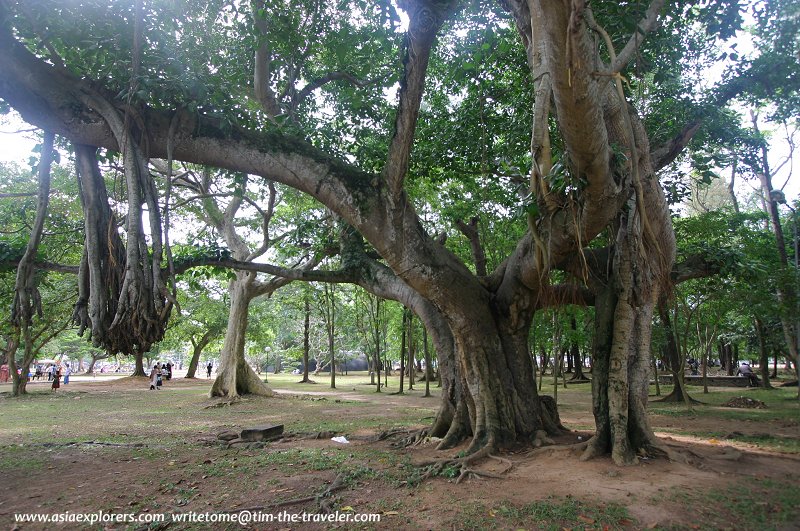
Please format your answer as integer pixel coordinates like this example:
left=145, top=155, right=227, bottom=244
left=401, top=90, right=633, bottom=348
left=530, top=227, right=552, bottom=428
left=63, top=364, right=71, bottom=385
left=51, top=366, right=61, bottom=392
left=206, top=362, right=213, bottom=378
left=149, top=364, right=161, bottom=390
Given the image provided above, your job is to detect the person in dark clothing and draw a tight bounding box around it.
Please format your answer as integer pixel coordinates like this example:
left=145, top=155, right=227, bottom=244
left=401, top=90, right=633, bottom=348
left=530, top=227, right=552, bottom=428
left=737, top=362, right=760, bottom=387
left=206, top=362, right=213, bottom=378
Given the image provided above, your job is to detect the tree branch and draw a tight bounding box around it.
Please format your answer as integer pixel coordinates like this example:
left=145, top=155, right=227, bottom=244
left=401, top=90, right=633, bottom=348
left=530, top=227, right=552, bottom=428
left=650, top=120, right=702, bottom=172
left=382, top=0, right=454, bottom=197
left=252, top=0, right=281, bottom=118
left=455, top=217, right=487, bottom=276
left=610, top=0, right=666, bottom=73
left=292, top=71, right=372, bottom=110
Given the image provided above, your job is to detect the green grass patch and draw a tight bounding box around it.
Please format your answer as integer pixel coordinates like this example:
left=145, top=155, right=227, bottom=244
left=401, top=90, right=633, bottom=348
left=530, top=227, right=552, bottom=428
left=665, top=478, right=797, bottom=530
left=649, top=387, right=799, bottom=424
left=453, top=497, right=634, bottom=530
left=657, top=428, right=800, bottom=453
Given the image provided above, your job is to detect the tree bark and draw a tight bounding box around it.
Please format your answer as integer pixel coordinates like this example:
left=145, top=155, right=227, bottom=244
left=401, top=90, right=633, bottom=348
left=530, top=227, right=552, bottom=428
left=300, top=292, right=312, bottom=383
left=398, top=309, right=406, bottom=394
left=133, top=352, right=146, bottom=377
left=186, top=330, right=214, bottom=379
left=755, top=318, right=773, bottom=389
left=210, top=273, right=274, bottom=398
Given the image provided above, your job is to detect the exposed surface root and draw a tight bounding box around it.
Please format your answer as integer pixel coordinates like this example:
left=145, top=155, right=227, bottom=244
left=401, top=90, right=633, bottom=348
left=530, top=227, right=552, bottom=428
left=641, top=438, right=690, bottom=464
left=393, top=428, right=431, bottom=447
left=580, top=436, right=607, bottom=462
left=416, top=446, right=513, bottom=484
left=203, top=396, right=242, bottom=409
left=529, top=440, right=589, bottom=458
left=373, top=427, right=412, bottom=442
left=225, top=472, right=347, bottom=514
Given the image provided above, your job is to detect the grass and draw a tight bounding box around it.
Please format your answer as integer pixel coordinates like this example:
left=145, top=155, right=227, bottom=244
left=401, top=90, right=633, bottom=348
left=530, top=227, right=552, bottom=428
left=663, top=478, right=797, bottom=531
left=453, top=497, right=634, bottom=530
left=649, top=386, right=799, bottom=420
left=1, top=371, right=797, bottom=531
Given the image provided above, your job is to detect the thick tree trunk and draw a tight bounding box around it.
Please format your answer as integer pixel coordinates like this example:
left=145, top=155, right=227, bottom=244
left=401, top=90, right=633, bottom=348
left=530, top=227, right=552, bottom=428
left=132, top=352, right=146, bottom=377
left=210, top=274, right=273, bottom=398
left=583, top=197, right=674, bottom=465
left=6, top=332, right=24, bottom=396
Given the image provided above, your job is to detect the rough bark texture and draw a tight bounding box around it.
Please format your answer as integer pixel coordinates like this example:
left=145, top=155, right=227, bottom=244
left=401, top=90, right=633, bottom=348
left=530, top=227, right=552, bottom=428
left=210, top=273, right=274, bottom=398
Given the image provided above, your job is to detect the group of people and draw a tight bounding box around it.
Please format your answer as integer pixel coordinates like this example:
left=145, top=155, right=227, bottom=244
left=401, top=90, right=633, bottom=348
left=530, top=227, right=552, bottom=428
left=149, top=362, right=173, bottom=390
left=33, top=363, right=71, bottom=383
left=49, top=363, right=72, bottom=392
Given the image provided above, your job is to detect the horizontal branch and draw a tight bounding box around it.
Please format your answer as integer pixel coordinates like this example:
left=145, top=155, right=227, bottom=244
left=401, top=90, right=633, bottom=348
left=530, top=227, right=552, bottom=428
left=173, top=257, right=358, bottom=284
left=650, top=120, right=702, bottom=172
left=0, top=192, right=37, bottom=199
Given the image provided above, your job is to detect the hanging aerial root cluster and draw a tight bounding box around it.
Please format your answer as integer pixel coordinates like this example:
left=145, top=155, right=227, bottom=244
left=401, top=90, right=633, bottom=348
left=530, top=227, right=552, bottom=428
left=71, top=90, right=173, bottom=356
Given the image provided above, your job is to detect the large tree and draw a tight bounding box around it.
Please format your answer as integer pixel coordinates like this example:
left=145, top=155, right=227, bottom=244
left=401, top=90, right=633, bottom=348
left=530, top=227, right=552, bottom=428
left=1, top=0, right=796, bottom=463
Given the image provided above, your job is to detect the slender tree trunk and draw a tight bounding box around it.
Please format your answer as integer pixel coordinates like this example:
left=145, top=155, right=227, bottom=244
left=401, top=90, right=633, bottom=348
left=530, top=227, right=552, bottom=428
left=755, top=116, right=800, bottom=399
left=85, top=353, right=101, bottom=374
left=423, top=327, right=431, bottom=397
left=701, top=327, right=710, bottom=395
left=300, top=294, right=312, bottom=383
left=398, top=310, right=406, bottom=394
left=329, top=329, right=336, bottom=389
left=652, top=355, right=661, bottom=397
left=186, top=330, right=214, bottom=379
left=772, top=351, right=778, bottom=379
left=657, top=301, right=696, bottom=404
left=755, top=318, right=773, bottom=389
left=407, top=314, right=415, bottom=390
left=10, top=131, right=54, bottom=396
left=374, top=312, right=381, bottom=393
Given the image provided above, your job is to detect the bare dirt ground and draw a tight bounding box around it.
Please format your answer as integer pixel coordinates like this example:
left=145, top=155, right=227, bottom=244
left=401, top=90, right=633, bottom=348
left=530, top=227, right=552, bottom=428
left=1, top=375, right=798, bottom=530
